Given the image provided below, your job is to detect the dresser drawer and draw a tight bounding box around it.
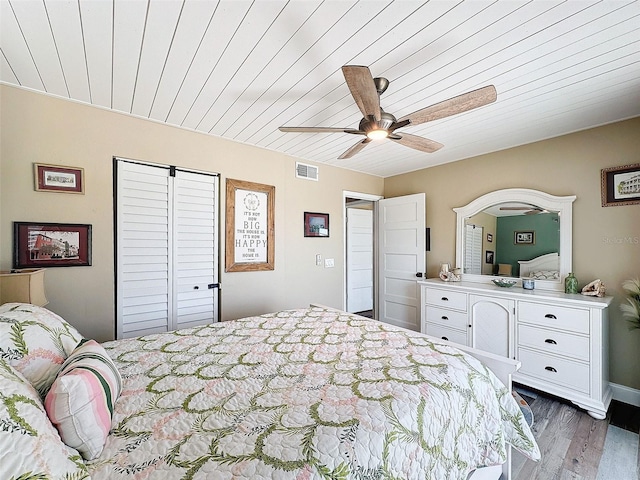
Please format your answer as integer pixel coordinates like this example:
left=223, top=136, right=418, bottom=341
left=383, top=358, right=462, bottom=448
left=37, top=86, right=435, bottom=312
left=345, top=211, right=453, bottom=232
left=425, top=288, right=468, bottom=311
left=425, top=306, right=468, bottom=329
left=518, top=324, right=589, bottom=361
left=518, top=347, right=590, bottom=394
left=424, top=323, right=468, bottom=346
left=518, top=301, right=590, bottom=334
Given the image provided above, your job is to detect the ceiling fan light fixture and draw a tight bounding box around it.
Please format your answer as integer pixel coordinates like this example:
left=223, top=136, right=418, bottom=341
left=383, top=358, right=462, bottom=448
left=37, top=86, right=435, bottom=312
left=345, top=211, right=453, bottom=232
left=367, top=128, right=388, bottom=140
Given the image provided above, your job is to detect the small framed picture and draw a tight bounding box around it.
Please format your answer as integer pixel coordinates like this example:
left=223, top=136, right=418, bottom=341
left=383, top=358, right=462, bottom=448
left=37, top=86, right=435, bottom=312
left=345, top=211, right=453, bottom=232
left=13, top=222, right=92, bottom=268
left=514, top=230, right=535, bottom=245
left=485, top=250, right=494, bottom=264
left=34, top=163, right=84, bottom=194
left=487, top=233, right=493, bottom=243
left=601, top=163, right=640, bottom=207
left=304, top=212, right=329, bottom=237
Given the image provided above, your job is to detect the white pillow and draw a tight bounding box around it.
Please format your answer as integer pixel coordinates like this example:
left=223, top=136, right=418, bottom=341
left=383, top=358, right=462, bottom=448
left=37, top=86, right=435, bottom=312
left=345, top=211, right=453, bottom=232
left=0, top=303, right=83, bottom=397
left=0, top=358, right=88, bottom=479
left=45, top=339, right=122, bottom=460
left=529, top=270, right=560, bottom=280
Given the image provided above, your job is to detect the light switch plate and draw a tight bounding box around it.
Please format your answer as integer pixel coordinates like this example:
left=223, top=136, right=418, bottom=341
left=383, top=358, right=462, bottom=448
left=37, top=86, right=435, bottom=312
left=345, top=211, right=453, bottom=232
left=324, top=258, right=335, bottom=268
left=315, top=254, right=322, bottom=266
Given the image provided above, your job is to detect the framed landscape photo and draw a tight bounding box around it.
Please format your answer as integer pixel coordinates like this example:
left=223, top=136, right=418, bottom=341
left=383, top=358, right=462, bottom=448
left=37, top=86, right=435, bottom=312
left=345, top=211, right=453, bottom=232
left=601, top=163, right=640, bottom=207
left=514, top=230, right=535, bottom=245
left=34, top=163, right=84, bottom=194
left=14, top=222, right=92, bottom=268
left=304, top=212, right=329, bottom=237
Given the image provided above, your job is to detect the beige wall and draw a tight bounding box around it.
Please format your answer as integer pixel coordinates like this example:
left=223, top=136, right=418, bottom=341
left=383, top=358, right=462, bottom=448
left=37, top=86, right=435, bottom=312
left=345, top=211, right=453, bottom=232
left=384, top=117, right=640, bottom=390
left=0, top=85, right=384, bottom=342
left=2, top=84, right=638, bottom=390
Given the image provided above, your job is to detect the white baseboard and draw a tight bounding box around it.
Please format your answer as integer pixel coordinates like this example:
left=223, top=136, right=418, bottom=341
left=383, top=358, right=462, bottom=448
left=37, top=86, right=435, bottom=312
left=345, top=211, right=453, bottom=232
left=610, top=382, right=640, bottom=407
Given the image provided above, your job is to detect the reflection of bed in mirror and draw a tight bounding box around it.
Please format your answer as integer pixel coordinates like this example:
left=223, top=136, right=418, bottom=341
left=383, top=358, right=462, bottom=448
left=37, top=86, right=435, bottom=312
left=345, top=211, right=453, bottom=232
left=518, top=252, right=559, bottom=278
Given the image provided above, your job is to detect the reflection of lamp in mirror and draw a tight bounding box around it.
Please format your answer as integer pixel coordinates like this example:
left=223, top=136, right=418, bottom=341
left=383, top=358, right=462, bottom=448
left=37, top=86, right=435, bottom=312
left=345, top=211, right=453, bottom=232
left=497, top=264, right=513, bottom=276
left=0, top=269, right=48, bottom=306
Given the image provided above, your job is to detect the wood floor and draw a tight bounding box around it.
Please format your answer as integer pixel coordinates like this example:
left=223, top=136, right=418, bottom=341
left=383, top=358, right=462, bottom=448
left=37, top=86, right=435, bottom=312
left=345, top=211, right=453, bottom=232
left=511, top=386, right=640, bottom=480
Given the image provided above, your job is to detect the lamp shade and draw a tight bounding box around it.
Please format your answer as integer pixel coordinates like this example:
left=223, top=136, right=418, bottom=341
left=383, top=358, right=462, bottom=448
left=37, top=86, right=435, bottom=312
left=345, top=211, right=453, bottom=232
left=497, top=264, right=513, bottom=277
left=0, top=269, right=48, bottom=306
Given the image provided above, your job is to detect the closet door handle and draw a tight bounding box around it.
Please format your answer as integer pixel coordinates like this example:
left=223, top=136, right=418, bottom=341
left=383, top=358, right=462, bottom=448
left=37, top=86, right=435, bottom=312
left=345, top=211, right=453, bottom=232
left=441, top=297, right=449, bottom=302
left=545, top=366, right=557, bottom=373
left=544, top=339, right=557, bottom=345
left=441, top=316, right=449, bottom=321
left=544, top=314, right=557, bottom=319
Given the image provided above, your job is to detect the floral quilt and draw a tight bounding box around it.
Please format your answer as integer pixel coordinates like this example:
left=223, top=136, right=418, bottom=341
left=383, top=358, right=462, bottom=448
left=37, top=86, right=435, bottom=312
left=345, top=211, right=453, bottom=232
left=89, top=307, right=539, bottom=479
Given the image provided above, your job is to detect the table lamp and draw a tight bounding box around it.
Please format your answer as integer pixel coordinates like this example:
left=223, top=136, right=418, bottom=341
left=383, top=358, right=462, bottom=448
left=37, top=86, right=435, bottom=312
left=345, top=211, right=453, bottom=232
left=0, top=269, right=48, bottom=306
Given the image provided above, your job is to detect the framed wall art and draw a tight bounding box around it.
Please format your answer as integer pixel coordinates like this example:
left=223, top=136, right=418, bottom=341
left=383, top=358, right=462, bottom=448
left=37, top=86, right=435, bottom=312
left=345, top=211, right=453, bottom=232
left=34, top=163, right=84, bottom=194
left=485, top=250, right=494, bottom=264
left=225, top=179, right=275, bottom=272
left=13, top=222, right=92, bottom=268
left=304, top=212, right=329, bottom=237
left=601, top=163, right=640, bottom=207
left=514, top=230, right=535, bottom=245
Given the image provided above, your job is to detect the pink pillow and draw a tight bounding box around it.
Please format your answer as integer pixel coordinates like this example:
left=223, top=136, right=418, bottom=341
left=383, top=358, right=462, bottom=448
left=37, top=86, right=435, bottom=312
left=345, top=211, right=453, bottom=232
left=45, top=339, right=122, bottom=460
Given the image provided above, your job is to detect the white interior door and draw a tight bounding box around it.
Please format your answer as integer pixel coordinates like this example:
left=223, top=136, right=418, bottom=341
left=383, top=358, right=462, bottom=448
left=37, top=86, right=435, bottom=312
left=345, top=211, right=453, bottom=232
left=377, top=193, right=425, bottom=331
left=464, top=224, right=483, bottom=274
left=173, top=171, right=219, bottom=330
left=117, top=161, right=172, bottom=338
left=346, top=207, right=373, bottom=313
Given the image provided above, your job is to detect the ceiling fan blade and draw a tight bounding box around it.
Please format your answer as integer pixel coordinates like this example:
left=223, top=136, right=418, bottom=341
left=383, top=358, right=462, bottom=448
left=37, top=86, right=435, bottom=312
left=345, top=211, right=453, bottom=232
left=338, top=138, right=371, bottom=159
left=399, top=85, right=497, bottom=126
left=391, top=133, right=443, bottom=153
left=279, top=126, right=361, bottom=134
left=342, top=65, right=381, bottom=121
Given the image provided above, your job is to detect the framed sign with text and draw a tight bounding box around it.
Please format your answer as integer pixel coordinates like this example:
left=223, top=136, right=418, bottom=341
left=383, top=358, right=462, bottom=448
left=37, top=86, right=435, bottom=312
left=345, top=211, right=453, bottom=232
left=225, top=179, right=275, bottom=272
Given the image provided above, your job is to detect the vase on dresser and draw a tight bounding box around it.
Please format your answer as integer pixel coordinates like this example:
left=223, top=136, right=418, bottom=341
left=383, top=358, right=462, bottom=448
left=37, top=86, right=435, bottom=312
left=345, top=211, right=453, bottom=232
left=565, top=272, right=579, bottom=294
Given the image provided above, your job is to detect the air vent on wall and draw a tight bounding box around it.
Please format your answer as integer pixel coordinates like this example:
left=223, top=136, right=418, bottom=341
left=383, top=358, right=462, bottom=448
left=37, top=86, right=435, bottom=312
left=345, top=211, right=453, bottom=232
left=296, top=162, right=318, bottom=181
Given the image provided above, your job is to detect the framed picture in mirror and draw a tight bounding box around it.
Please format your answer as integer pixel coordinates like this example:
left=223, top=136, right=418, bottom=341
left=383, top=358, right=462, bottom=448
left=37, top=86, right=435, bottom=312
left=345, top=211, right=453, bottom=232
left=514, top=231, right=535, bottom=245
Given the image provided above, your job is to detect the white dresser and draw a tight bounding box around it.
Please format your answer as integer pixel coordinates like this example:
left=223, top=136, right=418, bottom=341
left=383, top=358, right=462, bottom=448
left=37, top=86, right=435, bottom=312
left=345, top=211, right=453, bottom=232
left=419, top=278, right=613, bottom=419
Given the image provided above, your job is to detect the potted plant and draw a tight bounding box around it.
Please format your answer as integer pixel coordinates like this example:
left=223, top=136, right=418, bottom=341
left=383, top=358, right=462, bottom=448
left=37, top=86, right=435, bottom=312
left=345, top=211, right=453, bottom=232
left=621, top=278, right=640, bottom=330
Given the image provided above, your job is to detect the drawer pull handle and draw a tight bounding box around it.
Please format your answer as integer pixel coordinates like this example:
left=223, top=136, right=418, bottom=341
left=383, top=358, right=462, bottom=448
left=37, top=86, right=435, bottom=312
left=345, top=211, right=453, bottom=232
left=441, top=297, right=449, bottom=301
left=544, top=314, right=557, bottom=319
left=544, top=339, right=557, bottom=345
left=441, top=336, right=449, bottom=341
left=441, top=316, right=449, bottom=321
left=545, top=366, right=557, bottom=373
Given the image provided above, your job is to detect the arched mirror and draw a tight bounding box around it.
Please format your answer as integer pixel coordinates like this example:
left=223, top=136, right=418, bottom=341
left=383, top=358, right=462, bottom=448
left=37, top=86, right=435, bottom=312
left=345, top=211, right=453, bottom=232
left=454, top=189, right=576, bottom=292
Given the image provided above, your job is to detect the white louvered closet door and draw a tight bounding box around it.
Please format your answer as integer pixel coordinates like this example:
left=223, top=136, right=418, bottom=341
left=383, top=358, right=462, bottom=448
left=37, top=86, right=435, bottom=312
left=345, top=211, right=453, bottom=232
left=173, top=171, right=219, bottom=330
left=464, top=224, right=483, bottom=275
left=116, top=159, right=219, bottom=339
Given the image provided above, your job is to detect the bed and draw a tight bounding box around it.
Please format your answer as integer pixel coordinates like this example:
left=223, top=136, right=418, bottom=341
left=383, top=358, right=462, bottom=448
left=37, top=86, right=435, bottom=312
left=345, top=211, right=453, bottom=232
left=518, top=252, right=560, bottom=279
left=0, top=303, right=539, bottom=480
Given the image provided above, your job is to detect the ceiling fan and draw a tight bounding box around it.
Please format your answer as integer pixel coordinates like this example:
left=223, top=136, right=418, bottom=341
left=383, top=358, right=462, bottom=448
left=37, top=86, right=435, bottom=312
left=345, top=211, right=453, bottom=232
left=279, top=65, right=497, bottom=159
left=500, top=206, right=545, bottom=215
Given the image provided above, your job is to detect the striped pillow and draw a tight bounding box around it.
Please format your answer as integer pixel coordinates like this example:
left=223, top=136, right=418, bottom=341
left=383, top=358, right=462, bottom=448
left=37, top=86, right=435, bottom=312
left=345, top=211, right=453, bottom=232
left=44, top=339, right=122, bottom=460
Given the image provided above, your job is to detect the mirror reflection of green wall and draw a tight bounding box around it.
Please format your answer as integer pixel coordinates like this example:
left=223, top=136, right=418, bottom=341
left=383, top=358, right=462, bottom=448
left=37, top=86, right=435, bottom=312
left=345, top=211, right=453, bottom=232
left=496, top=213, right=560, bottom=275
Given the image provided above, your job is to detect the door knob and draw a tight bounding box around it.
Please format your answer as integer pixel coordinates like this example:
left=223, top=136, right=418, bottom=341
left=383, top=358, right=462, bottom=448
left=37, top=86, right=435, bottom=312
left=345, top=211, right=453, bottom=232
left=415, top=272, right=423, bottom=277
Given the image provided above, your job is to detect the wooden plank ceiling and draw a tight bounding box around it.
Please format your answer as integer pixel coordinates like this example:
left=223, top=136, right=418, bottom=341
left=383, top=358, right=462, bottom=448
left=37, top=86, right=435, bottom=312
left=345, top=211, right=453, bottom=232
left=2, top=0, right=639, bottom=178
